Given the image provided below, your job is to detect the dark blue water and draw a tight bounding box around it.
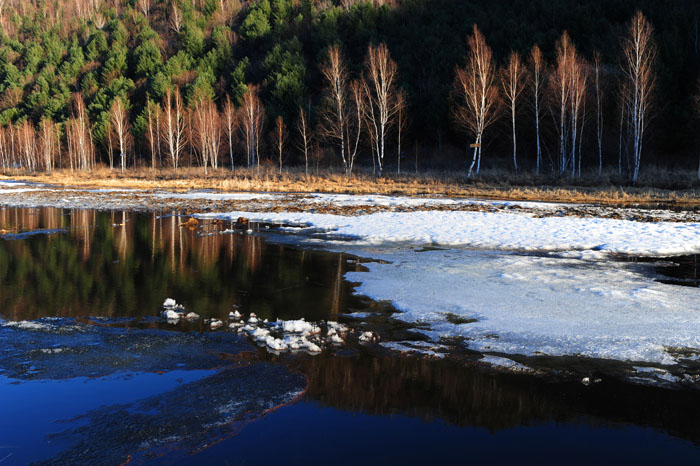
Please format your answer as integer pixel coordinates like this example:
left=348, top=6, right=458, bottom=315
left=195, top=402, right=698, bottom=466
left=1, top=207, right=700, bottom=465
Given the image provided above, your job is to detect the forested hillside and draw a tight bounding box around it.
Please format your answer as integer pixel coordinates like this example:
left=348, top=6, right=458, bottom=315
left=1, top=0, right=699, bottom=178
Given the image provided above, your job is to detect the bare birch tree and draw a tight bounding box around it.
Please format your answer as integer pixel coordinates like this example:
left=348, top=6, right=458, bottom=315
left=145, top=96, right=158, bottom=170
left=569, top=55, right=587, bottom=177
left=618, top=90, right=625, bottom=175
left=621, top=11, right=657, bottom=185
left=169, top=1, right=182, bottom=33
left=192, top=97, right=210, bottom=174
left=207, top=103, right=222, bottom=170
left=192, top=96, right=222, bottom=174
left=138, top=0, right=150, bottom=17
left=346, top=79, right=364, bottom=175
left=695, top=80, right=700, bottom=180
left=593, top=51, right=604, bottom=176
left=395, top=89, right=408, bottom=174
left=320, top=45, right=350, bottom=175
left=363, top=43, right=399, bottom=177
left=530, top=45, right=545, bottom=174
left=161, top=87, right=186, bottom=170
left=501, top=51, right=527, bottom=172
left=0, top=126, right=6, bottom=169
left=274, top=115, right=288, bottom=173
left=109, top=96, right=131, bottom=173
left=17, top=120, right=37, bottom=171
left=550, top=32, right=573, bottom=174
left=452, top=25, right=500, bottom=178
left=296, top=105, right=312, bottom=175
left=39, top=117, right=58, bottom=172
left=239, top=85, right=264, bottom=170
left=67, top=93, right=94, bottom=171
left=222, top=95, right=237, bottom=170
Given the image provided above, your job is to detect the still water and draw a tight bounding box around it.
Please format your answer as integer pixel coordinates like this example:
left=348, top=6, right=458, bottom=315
left=0, top=207, right=699, bottom=465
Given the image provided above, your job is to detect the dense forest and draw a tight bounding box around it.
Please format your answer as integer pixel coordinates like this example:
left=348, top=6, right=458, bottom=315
left=0, top=0, right=699, bottom=180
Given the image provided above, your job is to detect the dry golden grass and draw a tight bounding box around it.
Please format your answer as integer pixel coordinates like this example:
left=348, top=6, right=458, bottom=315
left=2, top=165, right=700, bottom=207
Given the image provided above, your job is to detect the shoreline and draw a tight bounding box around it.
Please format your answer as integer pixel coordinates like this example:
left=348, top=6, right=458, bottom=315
left=3, top=168, right=700, bottom=208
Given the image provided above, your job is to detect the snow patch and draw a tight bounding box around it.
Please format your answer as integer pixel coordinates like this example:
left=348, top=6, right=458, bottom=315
left=3, top=320, right=53, bottom=331
left=201, top=209, right=700, bottom=257
left=480, top=355, right=531, bottom=372
left=153, top=191, right=279, bottom=201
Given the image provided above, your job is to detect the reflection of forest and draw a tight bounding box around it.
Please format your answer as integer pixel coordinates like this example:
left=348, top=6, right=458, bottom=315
left=298, top=352, right=700, bottom=443
left=0, top=207, right=353, bottom=322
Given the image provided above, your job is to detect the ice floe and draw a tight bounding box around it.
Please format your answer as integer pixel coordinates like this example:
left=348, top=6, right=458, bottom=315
left=346, top=248, right=700, bottom=366
left=209, top=319, right=223, bottom=329
left=359, top=331, right=378, bottom=344
left=161, top=298, right=187, bottom=322
left=229, top=315, right=349, bottom=354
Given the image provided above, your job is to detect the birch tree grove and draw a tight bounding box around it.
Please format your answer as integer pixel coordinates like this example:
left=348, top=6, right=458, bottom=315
left=621, top=11, right=657, bottom=185
left=452, top=25, right=499, bottom=178
left=0, top=5, right=684, bottom=181
left=501, top=51, right=527, bottom=173
left=363, top=42, right=399, bottom=177
left=530, top=45, right=544, bottom=174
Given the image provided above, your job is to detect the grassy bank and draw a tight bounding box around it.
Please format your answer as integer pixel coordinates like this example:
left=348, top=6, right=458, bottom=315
left=2, top=166, right=700, bottom=207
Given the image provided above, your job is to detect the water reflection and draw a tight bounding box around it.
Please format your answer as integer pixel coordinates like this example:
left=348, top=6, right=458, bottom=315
left=0, top=207, right=359, bottom=322
left=297, top=352, right=700, bottom=444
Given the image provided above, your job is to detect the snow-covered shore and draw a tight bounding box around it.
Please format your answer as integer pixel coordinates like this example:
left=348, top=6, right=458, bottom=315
left=201, top=208, right=700, bottom=257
